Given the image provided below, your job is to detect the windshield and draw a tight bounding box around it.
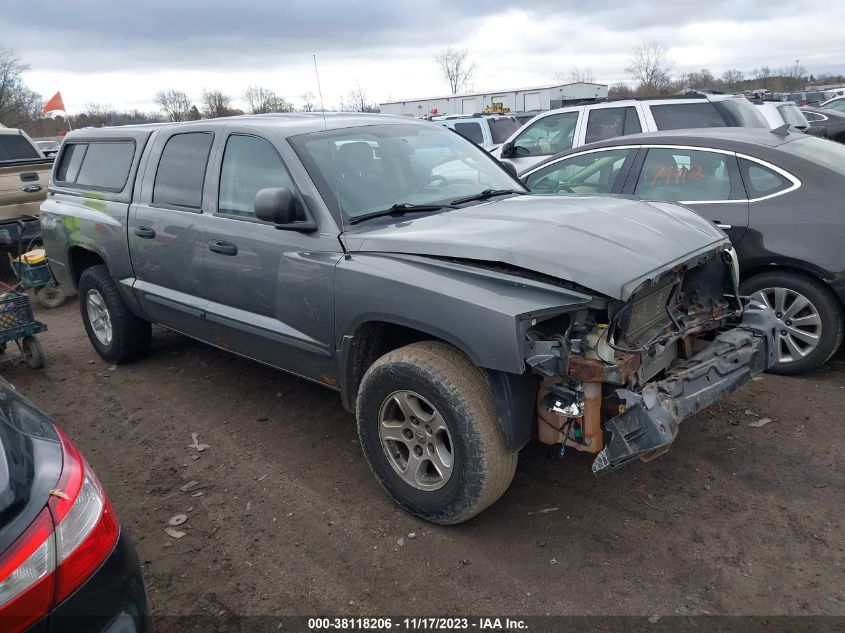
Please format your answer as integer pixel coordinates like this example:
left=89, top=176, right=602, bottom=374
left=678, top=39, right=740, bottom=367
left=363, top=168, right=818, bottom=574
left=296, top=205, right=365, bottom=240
left=777, top=105, right=809, bottom=130
left=782, top=136, right=845, bottom=177
left=290, top=123, right=523, bottom=221
left=488, top=117, right=522, bottom=144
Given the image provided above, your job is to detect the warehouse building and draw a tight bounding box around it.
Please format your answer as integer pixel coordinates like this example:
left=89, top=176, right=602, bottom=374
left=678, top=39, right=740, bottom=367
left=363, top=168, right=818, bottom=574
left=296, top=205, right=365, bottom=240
left=379, top=82, right=608, bottom=117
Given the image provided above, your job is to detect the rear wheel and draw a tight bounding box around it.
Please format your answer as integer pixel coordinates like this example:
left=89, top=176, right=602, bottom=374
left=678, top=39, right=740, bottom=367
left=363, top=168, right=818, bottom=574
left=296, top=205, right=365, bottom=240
left=741, top=271, right=843, bottom=375
left=356, top=341, right=516, bottom=524
left=78, top=265, right=151, bottom=363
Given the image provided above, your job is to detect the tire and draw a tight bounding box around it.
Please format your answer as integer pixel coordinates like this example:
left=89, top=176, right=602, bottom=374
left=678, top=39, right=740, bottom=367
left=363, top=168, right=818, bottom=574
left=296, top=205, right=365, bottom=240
left=21, top=336, right=45, bottom=369
left=36, top=285, right=66, bottom=309
left=78, top=265, right=151, bottom=364
left=356, top=341, right=517, bottom=524
left=741, top=271, right=844, bottom=375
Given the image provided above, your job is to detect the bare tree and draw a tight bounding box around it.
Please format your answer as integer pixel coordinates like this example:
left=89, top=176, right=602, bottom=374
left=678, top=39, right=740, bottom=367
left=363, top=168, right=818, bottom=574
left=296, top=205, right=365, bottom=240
left=243, top=86, right=294, bottom=114
left=721, top=69, right=745, bottom=91
left=752, top=66, right=773, bottom=90
left=608, top=82, right=633, bottom=99
left=625, top=42, right=674, bottom=95
left=201, top=89, right=234, bottom=118
left=155, top=89, right=190, bottom=122
left=783, top=59, right=807, bottom=90
left=301, top=92, right=317, bottom=112
left=346, top=84, right=379, bottom=113
left=84, top=103, right=117, bottom=127
left=434, top=48, right=476, bottom=95
left=0, top=48, right=42, bottom=128
left=554, top=67, right=595, bottom=84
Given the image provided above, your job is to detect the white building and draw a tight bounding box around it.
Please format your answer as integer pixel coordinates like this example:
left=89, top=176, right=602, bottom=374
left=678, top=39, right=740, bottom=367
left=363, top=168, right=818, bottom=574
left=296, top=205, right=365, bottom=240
left=380, top=82, right=608, bottom=117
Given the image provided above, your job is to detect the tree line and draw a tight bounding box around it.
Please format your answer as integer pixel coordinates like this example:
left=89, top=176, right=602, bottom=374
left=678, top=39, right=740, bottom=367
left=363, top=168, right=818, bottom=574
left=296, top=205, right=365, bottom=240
left=4, top=44, right=845, bottom=138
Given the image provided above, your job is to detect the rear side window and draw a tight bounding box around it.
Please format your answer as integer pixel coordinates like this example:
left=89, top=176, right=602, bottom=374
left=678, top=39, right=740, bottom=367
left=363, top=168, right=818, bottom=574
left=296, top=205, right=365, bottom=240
left=585, top=107, right=641, bottom=144
left=488, top=117, right=521, bottom=144
left=0, top=135, right=40, bottom=161
left=218, top=135, right=295, bottom=218
left=153, top=133, right=214, bottom=209
left=739, top=159, right=792, bottom=198
left=651, top=103, right=727, bottom=130
left=55, top=141, right=135, bottom=190
left=453, top=122, right=484, bottom=145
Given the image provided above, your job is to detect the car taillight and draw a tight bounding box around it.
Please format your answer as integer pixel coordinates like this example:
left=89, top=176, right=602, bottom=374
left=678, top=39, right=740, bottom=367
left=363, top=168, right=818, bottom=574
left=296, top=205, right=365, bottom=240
left=0, top=426, right=119, bottom=633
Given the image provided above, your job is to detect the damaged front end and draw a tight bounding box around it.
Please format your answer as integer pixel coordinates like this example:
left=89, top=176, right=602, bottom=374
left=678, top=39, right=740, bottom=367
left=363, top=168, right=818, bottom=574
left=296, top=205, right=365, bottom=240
left=524, top=247, right=776, bottom=474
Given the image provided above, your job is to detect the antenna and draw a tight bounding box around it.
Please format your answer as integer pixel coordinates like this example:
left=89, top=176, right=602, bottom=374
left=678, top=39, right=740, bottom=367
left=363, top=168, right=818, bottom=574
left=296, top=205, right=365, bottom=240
left=313, top=53, right=328, bottom=131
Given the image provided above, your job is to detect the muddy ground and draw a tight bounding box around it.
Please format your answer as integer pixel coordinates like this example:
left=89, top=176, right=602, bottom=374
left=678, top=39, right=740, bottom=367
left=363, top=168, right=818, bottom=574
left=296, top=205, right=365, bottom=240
left=2, top=299, right=843, bottom=624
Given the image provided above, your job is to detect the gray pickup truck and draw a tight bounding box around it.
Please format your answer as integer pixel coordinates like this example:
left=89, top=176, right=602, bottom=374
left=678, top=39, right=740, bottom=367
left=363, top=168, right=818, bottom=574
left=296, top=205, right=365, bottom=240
left=41, top=114, right=775, bottom=524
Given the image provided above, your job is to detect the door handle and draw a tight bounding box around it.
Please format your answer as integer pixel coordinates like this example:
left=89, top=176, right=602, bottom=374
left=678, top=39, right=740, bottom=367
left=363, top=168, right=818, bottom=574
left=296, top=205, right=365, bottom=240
left=208, top=240, right=238, bottom=256
left=134, top=226, right=156, bottom=239
left=22, top=185, right=43, bottom=193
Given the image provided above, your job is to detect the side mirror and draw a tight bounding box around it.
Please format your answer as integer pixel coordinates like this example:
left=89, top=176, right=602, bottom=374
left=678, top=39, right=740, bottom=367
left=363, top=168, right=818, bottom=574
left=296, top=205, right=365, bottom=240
left=254, top=187, right=296, bottom=224
left=501, top=161, right=518, bottom=178
left=500, top=141, right=514, bottom=158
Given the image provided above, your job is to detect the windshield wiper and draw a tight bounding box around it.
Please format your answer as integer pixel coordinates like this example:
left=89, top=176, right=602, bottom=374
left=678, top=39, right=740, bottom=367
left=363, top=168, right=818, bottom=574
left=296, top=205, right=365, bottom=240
left=450, top=189, right=527, bottom=206
left=348, top=203, right=457, bottom=225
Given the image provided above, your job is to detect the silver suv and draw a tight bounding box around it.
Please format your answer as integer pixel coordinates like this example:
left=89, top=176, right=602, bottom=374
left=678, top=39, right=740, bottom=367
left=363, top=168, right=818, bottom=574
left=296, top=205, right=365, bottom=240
left=432, top=113, right=523, bottom=151
left=493, top=93, right=767, bottom=171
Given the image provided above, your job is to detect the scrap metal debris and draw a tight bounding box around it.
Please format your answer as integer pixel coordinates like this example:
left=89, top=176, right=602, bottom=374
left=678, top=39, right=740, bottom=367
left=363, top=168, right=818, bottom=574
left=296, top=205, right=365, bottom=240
left=179, top=480, right=200, bottom=492
left=169, top=514, right=188, bottom=526
left=749, top=417, right=773, bottom=428
left=187, top=433, right=210, bottom=452
left=527, top=507, right=559, bottom=516
left=164, top=527, right=186, bottom=539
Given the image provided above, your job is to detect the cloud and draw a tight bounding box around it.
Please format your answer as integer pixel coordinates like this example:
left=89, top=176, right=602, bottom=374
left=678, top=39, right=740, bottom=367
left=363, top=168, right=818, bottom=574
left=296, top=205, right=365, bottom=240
left=8, top=0, right=845, bottom=112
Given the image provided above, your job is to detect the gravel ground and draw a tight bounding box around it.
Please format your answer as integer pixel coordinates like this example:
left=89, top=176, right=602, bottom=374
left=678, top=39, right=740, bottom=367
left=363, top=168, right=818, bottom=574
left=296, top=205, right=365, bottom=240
left=2, top=299, right=843, bottom=625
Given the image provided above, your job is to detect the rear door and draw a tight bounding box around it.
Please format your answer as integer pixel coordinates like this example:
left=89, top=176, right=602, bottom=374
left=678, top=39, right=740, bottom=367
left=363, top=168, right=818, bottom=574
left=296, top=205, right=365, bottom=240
left=128, top=128, right=216, bottom=341
left=201, top=125, right=341, bottom=379
left=622, top=145, right=749, bottom=244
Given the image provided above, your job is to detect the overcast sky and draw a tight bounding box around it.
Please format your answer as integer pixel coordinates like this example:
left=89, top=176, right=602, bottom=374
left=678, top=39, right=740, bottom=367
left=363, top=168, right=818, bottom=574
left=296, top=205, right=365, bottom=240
left=7, top=0, right=845, bottom=114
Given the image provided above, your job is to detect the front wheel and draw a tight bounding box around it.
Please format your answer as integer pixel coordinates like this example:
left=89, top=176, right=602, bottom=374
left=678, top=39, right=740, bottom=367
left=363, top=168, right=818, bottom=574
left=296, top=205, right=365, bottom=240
left=741, top=271, right=844, bottom=375
left=78, top=265, right=151, bottom=364
left=356, top=341, right=517, bottom=524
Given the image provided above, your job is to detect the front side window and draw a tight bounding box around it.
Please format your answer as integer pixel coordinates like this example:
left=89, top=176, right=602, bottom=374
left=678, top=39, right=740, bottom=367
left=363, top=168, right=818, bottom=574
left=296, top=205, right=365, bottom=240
left=585, top=107, right=641, bottom=144
left=513, top=112, right=579, bottom=156
left=290, top=123, right=522, bottom=221
left=635, top=148, right=732, bottom=202
left=651, top=103, right=727, bottom=130
left=525, top=149, right=633, bottom=194
left=453, top=122, right=484, bottom=145
left=153, top=132, right=214, bottom=209
left=218, top=135, right=295, bottom=218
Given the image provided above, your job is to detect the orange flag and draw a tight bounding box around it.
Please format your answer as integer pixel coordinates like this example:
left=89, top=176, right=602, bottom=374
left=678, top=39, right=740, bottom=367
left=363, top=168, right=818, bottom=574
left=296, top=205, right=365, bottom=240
left=43, top=91, right=66, bottom=114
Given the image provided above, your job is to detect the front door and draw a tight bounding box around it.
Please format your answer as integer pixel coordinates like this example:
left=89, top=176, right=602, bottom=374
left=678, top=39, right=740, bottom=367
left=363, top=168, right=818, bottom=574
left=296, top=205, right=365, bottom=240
left=623, top=146, right=750, bottom=245
left=129, top=130, right=215, bottom=341
left=201, top=130, right=342, bottom=379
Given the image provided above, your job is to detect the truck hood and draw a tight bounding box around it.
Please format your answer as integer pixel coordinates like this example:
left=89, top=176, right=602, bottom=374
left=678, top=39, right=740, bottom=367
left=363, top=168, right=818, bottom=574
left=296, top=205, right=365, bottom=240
left=340, top=194, right=729, bottom=300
